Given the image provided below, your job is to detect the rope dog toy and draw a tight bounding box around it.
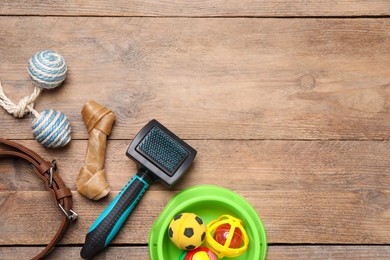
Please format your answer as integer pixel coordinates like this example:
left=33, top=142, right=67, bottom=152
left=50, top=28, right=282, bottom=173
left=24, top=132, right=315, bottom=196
left=0, top=50, right=71, bottom=148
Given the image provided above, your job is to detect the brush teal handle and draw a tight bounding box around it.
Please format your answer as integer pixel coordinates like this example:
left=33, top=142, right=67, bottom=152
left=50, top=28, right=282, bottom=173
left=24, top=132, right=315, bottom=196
left=80, top=172, right=151, bottom=259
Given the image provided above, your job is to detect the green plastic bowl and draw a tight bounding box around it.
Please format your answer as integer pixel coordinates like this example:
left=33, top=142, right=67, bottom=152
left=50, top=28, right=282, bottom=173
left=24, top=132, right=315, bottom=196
left=149, top=185, right=267, bottom=260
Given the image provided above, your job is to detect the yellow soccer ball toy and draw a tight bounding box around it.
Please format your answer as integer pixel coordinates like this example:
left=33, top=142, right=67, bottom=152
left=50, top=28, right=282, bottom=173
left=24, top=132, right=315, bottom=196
left=168, top=213, right=207, bottom=250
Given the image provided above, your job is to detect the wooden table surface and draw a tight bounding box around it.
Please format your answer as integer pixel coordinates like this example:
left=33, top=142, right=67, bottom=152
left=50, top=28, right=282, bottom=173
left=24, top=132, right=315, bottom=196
left=1, top=1, right=390, bottom=259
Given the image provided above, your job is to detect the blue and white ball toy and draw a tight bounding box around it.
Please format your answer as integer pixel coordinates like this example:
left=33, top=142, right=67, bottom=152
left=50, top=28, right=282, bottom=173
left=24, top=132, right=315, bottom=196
left=32, top=109, right=72, bottom=148
left=27, top=50, right=71, bottom=148
left=28, top=50, right=67, bottom=89
left=0, top=50, right=71, bottom=148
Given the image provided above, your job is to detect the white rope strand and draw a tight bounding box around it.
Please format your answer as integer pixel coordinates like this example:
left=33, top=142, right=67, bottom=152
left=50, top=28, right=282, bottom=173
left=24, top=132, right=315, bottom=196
left=0, top=81, right=41, bottom=118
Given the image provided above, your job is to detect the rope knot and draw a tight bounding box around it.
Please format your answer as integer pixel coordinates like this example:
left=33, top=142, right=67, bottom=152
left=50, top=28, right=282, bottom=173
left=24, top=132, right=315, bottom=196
left=13, top=95, right=35, bottom=118
left=0, top=81, right=41, bottom=118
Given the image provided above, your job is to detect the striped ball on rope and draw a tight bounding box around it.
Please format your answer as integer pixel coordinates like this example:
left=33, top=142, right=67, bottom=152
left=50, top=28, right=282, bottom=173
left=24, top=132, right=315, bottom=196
left=28, top=50, right=71, bottom=148
left=0, top=50, right=72, bottom=148
left=32, top=109, right=72, bottom=148
left=28, top=50, right=67, bottom=89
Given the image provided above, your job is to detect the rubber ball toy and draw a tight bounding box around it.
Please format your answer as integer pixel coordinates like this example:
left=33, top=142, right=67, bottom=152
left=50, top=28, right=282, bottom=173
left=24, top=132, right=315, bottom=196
left=168, top=213, right=207, bottom=250
left=214, top=223, right=243, bottom=248
left=205, top=215, right=249, bottom=258
left=179, top=247, right=217, bottom=260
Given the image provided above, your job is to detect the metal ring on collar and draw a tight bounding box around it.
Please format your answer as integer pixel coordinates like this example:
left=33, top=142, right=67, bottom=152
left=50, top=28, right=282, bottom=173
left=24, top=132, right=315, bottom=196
left=0, top=138, right=77, bottom=260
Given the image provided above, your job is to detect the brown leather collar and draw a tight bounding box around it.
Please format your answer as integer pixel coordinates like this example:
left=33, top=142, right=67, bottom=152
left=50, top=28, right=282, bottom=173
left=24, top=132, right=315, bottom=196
left=0, top=138, right=77, bottom=259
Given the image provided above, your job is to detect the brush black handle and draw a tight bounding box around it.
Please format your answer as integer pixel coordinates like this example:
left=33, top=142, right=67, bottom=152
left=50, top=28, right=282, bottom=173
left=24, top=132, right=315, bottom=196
left=80, top=172, right=151, bottom=259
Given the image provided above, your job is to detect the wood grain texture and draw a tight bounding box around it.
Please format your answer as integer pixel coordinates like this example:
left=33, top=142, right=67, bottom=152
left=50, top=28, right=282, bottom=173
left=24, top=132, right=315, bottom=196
left=0, top=246, right=149, bottom=260
left=1, top=1, right=389, bottom=258
left=1, top=139, right=389, bottom=244
left=0, top=1, right=389, bottom=17
left=1, top=190, right=389, bottom=245
left=2, top=246, right=390, bottom=259
left=1, top=140, right=390, bottom=192
left=0, top=17, right=389, bottom=140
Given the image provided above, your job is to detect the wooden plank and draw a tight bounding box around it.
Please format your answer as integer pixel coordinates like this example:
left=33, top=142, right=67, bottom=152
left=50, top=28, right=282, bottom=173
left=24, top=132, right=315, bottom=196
left=1, top=189, right=389, bottom=245
left=268, top=245, right=390, bottom=259
left=0, top=246, right=149, bottom=260
left=0, top=1, right=389, bottom=17
left=1, top=140, right=390, bottom=192
left=1, top=246, right=390, bottom=260
left=1, top=138, right=389, bottom=243
left=0, top=18, right=389, bottom=140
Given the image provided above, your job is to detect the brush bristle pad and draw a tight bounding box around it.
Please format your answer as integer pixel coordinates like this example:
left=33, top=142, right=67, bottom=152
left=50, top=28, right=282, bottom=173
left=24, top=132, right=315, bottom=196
left=136, top=126, right=189, bottom=176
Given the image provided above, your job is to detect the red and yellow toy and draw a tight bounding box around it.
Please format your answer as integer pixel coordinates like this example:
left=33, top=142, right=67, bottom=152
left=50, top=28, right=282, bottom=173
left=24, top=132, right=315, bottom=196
left=214, top=223, right=243, bottom=249
left=179, top=247, right=217, bottom=260
left=205, top=215, right=249, bottom=258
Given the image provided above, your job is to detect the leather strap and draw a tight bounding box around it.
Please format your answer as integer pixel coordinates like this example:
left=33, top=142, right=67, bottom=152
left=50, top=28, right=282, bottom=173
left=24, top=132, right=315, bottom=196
left=0, top=138, right=77, bottom=259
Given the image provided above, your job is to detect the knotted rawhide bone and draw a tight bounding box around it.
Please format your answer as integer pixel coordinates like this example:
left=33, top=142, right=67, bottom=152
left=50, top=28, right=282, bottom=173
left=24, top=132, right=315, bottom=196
left=76, top=100, right=115, bottom=200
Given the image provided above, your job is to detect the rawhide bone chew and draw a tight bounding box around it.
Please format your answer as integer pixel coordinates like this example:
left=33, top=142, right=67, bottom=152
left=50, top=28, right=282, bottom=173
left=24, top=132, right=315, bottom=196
left=76, top=100, right=115, bottom=200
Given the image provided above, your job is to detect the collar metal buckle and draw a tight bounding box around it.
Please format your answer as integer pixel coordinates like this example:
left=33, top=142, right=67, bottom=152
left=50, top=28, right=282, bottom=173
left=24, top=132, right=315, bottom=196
left=48, top=159, right=57, bottom=188
left=58, top=203, right=78, bottom=222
